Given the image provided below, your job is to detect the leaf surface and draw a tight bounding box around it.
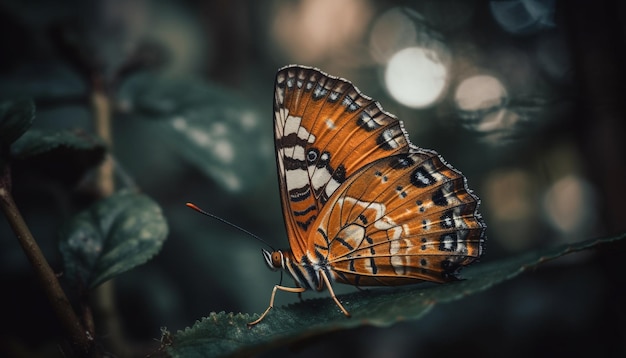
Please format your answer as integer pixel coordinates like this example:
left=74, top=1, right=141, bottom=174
left=118, top=73, right=272, bottom=192
left=59, top=190, right=169, bottom=289
left=167, top=233, right=625, bottom=357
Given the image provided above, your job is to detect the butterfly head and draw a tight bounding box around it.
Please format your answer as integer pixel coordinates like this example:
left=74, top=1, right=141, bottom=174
left=262, top=249, right=284, bottom=271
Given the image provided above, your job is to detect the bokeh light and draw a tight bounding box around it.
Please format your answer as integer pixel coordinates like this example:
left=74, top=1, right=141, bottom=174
left=384, top=47, right=448, bottom=108
left=453, top=74, right=534, bottom=145
left=490, top=0, right=556, bottom=35
left=543, top=175, right=596, bottom=239
left=369, top=8, right=421, bottom=64
left=484, top=169, right=539, bottom=251
left=271, top=0, right=373, bottom=63
left=455, top=75, right=507, bottom=112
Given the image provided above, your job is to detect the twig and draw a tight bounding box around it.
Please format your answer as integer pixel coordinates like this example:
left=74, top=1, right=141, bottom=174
left=90, top=76, right=133, bottom=357
left=0, top=165, right=94, bottom=355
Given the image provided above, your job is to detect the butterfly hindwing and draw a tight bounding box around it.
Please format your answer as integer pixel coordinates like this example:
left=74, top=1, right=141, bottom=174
left=274, top=66, right=411, bottom=258
left=311, top=148, right=486, bottom=286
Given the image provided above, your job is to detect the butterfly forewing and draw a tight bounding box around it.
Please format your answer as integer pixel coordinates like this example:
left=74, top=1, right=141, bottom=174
left=274, top=66, right=413, bottom=258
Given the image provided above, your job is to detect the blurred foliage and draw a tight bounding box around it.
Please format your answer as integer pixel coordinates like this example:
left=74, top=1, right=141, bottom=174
left=11, top=129, right=106, bottom=187
left=59, top=190, right=168, bottom=289
left=0, top=99, right=35, bottom=146
left=118, top=72, right=272, bottom=192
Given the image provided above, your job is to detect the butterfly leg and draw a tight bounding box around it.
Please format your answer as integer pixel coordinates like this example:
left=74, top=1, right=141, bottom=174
left=319, top=270, right=351, bottom=318
left=247, top=285, right=306, bottom=328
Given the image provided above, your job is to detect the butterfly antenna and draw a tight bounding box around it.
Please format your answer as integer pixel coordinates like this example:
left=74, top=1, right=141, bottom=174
left=185, top=202, right=275, bottom=251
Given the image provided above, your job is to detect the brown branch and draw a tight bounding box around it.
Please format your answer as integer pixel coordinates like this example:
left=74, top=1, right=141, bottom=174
left=0, top=165, right=94, bottom=356
left=92, top=79, right=114, bottom=198
left=90, top=76, right=133, bottom=357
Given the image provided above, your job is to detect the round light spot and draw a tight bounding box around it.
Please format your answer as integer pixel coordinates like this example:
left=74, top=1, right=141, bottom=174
left=455, top=75, right=507, bottom=111
left=384, top=47, right=448, bottom=108
left=369, top=8, right=418, bottom=64
left=543, top=175, right=596, bottom=237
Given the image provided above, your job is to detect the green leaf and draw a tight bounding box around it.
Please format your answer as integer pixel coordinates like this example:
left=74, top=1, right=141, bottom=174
left=118, top=73, right=273, bottom=192
left=0, top=99, right=35, bottom=146
left=167, top=233, right=626, bottom=357
left=10, top=128, right=106, bottom=186
left=11, top=128, right=105, bottom=159
left=59, top=190, right=169, bottom=289
left=118, top=72, right=244, bottom=116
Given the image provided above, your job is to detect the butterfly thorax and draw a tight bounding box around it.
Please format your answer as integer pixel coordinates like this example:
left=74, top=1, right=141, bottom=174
left=261, top=248, right=332, bottom=291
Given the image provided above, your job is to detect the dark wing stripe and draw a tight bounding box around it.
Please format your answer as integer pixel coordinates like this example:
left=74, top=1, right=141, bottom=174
left=293, top=205, right=317, bottom=216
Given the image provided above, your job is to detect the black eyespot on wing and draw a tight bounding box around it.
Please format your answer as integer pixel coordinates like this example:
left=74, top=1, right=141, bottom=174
left=307, top=148, right=319, bottom=164
left=332, top=164, right=346, bottom=183
left=328, top=91, right=341, bottom=103
left=440, top=210, right=455, bottom=229
left=342, top=95, right=360, bottom=112
left=390, top=153, right=416, bottom=169
left=376, top=129, right=397, bottom=150
left=432, top=188, right=448, bottom=206
left=357, top=112, right=380, bottom=131
left=313, top=84, right=328, bottom=100
left=439, top=232, right=458, bottom=252
left=410, top=166, right=436, bottom=187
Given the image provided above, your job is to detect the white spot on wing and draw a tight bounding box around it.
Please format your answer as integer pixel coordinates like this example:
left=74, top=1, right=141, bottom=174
left=285, top=168, right=309, bottom=191
left=297, top=126, right=311, bottom=141
left=381, top=129, right=399, bottom=149
left=423, top=161, right=447, bottom=183
left=290, top=145, right=305, bottom=161
left=388, top=226, right=402, bottom=240
left=284, top=115, right=302, bottom=135
left=310, top=166, right=332, bottom=191
left=325, top=118, right=336, bottom=129
left=276, top=87, right=285, bottom=105
left=342, top=225, right=365, bottom=248
left=389, top=240, right=405, bottom=275
left=325, top=179, right=340, bottom=198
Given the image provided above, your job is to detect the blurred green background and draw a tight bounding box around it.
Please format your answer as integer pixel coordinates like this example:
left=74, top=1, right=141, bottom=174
left=1, top=0, right=624, bottom=357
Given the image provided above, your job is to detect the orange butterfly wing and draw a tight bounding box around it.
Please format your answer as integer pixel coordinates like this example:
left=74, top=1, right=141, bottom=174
left=311, top=148, right=485, bottom=285
left=274, top=66, right=411, bottom=259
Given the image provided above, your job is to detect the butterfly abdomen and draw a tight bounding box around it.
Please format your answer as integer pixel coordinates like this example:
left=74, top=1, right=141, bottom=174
left=281, top=249, right=335, bottom=291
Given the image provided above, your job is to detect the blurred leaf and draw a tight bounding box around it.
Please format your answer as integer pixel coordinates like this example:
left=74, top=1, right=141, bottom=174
left=12, top=128, right=104, bottom=158
left=118, top=72, right=273, bottom=192
left=167, top=233, right=626, bottom=357
left=118, top=72, right=241, bottom=116
left=11, top=128, right=106, bottom=186
left=0, top=99, right=35, bottom=146
left=59, top=190, right=168, bottom=289
left=0, top=64, right=86, bottom=104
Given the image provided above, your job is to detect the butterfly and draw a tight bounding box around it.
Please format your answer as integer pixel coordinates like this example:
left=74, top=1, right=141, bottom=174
left=250, top=65, right=485, bottom=326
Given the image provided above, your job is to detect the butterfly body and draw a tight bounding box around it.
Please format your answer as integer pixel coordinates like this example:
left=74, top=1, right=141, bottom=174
left=249, top=65, right=486, bottom=326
